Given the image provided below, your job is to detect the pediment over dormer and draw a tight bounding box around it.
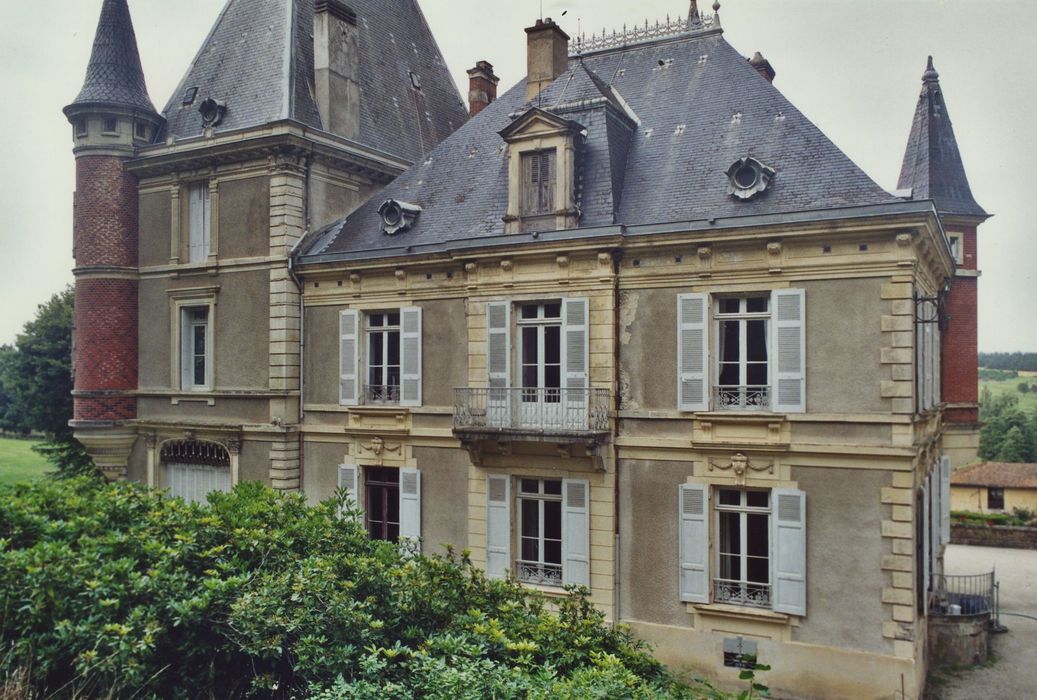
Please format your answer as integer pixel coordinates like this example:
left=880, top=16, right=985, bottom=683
left=499, top=107, right=585, bottom=143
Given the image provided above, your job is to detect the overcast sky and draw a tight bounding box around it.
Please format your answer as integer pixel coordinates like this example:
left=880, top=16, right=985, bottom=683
left=0, top=0, right=1032, bottom=351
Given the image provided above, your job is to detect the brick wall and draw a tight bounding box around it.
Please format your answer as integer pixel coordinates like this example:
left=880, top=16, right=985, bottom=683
left=941, top=223, right=978, bottom=424
left=72, top=155, right=139, bottom=424
left=74, top=156, right=139, bottom=267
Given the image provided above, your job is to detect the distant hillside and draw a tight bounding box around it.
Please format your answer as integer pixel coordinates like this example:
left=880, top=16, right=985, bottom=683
left=979, top=352, right=1037, bottom=372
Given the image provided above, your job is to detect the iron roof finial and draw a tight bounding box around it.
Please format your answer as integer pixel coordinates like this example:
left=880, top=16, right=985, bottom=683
left=923, top=55, right=940, bottom=83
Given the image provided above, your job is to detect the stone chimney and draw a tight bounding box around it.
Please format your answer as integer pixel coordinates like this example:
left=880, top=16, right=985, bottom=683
left=525, top=18, right=570, bottom=101
left=467, top=61, right=500, bottom=116
left=749, top=52, right=776, bottom=83
left=314, top=0, right=360, bottom=139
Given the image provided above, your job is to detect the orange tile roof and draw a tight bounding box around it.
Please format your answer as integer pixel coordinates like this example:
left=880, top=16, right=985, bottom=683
left=951, top=462, right=1037, bottom=489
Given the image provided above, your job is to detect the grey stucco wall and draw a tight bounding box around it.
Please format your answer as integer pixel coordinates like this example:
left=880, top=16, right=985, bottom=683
left=139, top=191, right=170, bottom=268
left=218, top=176, right=270, bottom=260
left=413, top=447, right=470, bottom=555
left=790, top=466, right=890, bottom=654
left=304, top=305, right=340, bottom=406
left=302, top=440, right=346, bottom=505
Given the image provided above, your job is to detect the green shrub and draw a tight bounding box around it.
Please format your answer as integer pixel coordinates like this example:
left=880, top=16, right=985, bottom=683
left=0, top=478, right=740, bottom=698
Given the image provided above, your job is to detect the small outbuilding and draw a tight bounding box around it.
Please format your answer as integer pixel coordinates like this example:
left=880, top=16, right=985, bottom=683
left=951, top=462, right=1037, bottom=513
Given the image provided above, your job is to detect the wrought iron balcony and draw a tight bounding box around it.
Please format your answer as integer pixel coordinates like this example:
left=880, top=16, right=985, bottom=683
left=517, top=560, right=563, bottom=587
left=453, top=387, right=611, bottom=435
left=713, top=385, right=771, bottom=411
left=364, top=384, right=400, bottom=405
left=713, top=579, right=771, bottom=609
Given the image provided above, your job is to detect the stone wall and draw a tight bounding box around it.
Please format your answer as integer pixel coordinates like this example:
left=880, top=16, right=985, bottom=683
left=951, top=523, right=1037, bottom=549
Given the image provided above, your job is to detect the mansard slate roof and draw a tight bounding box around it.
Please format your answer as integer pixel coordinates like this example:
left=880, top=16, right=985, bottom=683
left=299, top=24, right=901, bottom=264
left=897, top=57, right=988, bottom=219
left=67, top=0, right=156, bottom=114
left=160, top=0, right=468, bottom=162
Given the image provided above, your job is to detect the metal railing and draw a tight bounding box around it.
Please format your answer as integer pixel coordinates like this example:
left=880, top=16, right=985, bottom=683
left=364, top=385, right=400, bottom=404
left=714, top=579, right=771, bottom=609
left=453, top=387, right=611, bottom=433
left=930, top=572, right=995, bottom=616
left=714, top=385, right=771, bottom=411
left=517, top=560, right=563, bottom=586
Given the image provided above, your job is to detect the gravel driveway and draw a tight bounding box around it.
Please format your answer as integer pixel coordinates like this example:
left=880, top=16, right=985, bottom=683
left=933, top=544, right=1037, bottom=699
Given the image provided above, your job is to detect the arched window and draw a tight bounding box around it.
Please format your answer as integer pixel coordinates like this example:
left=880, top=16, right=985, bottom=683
left=161, top=440, right=231, bottom=503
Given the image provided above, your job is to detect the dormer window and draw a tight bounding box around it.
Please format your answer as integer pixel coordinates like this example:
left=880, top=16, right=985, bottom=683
left=521, top=150, right=556, bottom=217
left=499, top=107, right=582, bottom=235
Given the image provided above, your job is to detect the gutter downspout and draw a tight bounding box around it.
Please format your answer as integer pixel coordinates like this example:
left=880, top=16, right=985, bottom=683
left=611, top=247, right=624, bottom=627
left=287, top=152, right=313, bottom=486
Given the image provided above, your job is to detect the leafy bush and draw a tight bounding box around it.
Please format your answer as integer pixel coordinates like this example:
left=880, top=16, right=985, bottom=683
left=951, top=510, right=1035, bottom=527
left=0, top=478, right=742, bottom=698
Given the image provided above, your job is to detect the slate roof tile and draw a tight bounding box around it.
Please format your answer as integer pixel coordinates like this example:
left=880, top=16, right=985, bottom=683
left=300, top=27, right=900, bottom=263
left=160, top=0, right=467, bottom=163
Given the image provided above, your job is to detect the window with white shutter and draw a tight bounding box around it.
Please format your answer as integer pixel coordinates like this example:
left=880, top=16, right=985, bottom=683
left=400, top=307, right=422, bottom=406
left=180, top=306, right=211, bottom=391
left=562, top=298, right=589, bottom=428
left=485, top=475, right=512, bottom=579
left=772, top=289, right=805, bottom=413
left=188, top=181, right=211, bottom=264
left=678, top=294, right=709, bottom=412
left=486, top=302, right=511, bottom=427
left=562, top=479, right=590, bottom=587
left=399, top=468, right=421, bottom=542
left=922, top=479, right=931, bottom=600
left=337, top=464, right=360, bottom=514
left=339, top=310, right=359, bottom=406
left=772, top=488, right=807, bottom=615
left=679, top=483, right=710, bottom=603
left=940, top=457, right=951, bottom=547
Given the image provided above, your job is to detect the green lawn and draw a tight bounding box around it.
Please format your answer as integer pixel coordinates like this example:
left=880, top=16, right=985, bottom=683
left=980, top=374, right=1037, bottom=413
left=0, top=437, right=51, bottom=485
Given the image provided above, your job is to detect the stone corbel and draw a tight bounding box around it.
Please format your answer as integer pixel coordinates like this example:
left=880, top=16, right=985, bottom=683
left=227, top=436, right=242, bottom=486
left=767, top=241, right=782, bottom=274
left=709, top=452, right=775, bottom=485
left=698, top=245, right=713, bottom=278
left=144, top=434, right=159, bottom=487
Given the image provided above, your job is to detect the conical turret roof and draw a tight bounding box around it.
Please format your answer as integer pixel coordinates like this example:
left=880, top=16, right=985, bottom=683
left=897, top=57, right=986, bottom=218
left=67, top=0, right=156, bottom=113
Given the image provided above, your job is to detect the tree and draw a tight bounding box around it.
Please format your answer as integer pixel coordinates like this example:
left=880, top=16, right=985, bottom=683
left=1020, top=382, right=1032, bottom=394
left=0, top=345, right=31, bottom=435
left=999, top=426, right=1031, bottom=463
left=1, top=287, right=95, bottom=475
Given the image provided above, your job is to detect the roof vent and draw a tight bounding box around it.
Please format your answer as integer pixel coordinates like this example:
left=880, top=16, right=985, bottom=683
left=378, top=199, right=422, bottom=235
left=726, top=156, right=775, bottom=200
left=199, top=98, right=227, bottom=128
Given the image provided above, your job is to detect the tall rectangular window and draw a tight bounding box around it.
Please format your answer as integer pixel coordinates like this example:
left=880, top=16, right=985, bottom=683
left=715, top=488, right=771, bottom=609
left=366, top=312, right=401, bottom=403
left=365, top=467, right=400, bottom=542
left=521, top=150, right=556, bottom=216
left=180, top=307, right=210, bottom=390
left=188, top=182, right=211, bottom=263
left=715, top=296, right=770, bottom=409
left=517, top=478, right=563, bottom=586
left=518, top=302, right=562, bottom=399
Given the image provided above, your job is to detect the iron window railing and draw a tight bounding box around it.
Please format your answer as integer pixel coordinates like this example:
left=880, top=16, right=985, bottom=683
left=930, top=572, right=996, bottom=616
left=714, top=385, right=771, bottom=411
left=516, top=560, right=563, bottom=586
left=714, top=579, right=772, bottom=609
left=364, top=385, right=401, bottom=404
left=453, top=387, right=610, bottom=432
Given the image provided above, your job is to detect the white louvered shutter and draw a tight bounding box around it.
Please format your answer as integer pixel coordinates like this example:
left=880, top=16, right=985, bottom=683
left=339, top=310, right=359, bottom=406
left=677, top=294, right=709, bottom=412
left=337, top=464, right=360, bottom=514
left=188, top=182, right=211, bottom=263
left=772, top=289, right=806, bottom=413
left=934, top=324, right=942, bottom=406
left=179, top=308, right=192, bottom=389
left=924, top=322, right=934, bottom=410
left=399, top=468, right=422, bottom=542
left=562, top=479, right=590, bottom=587
left=922, top=479, right=931, bottom=597
left=562, top=298, right=589, bottom=427
left=485, top=475, right=512, bottom=579
left=772, top=488, right=807, bottom=615
left=933, top=464, right=941, bottom=568
left=486, top=302, right=511, bottom=427
left=400, top=307, right=422, bottom=406
left=940, top=456, right=951, bottom=547
left=678, top=483, right=710, bottom=603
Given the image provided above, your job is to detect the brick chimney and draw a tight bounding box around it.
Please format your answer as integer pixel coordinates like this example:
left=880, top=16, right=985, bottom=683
left=749, top=52, right=776, bottom=83
left=525, top=18, right=570, bottom=101
left=314, top=0, right=360, bottom=139
left=467, top=61, right=500, bottom=116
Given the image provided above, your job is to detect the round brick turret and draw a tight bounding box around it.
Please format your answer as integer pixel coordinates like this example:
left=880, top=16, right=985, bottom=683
left=64, top=0, right=163, bottom=479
